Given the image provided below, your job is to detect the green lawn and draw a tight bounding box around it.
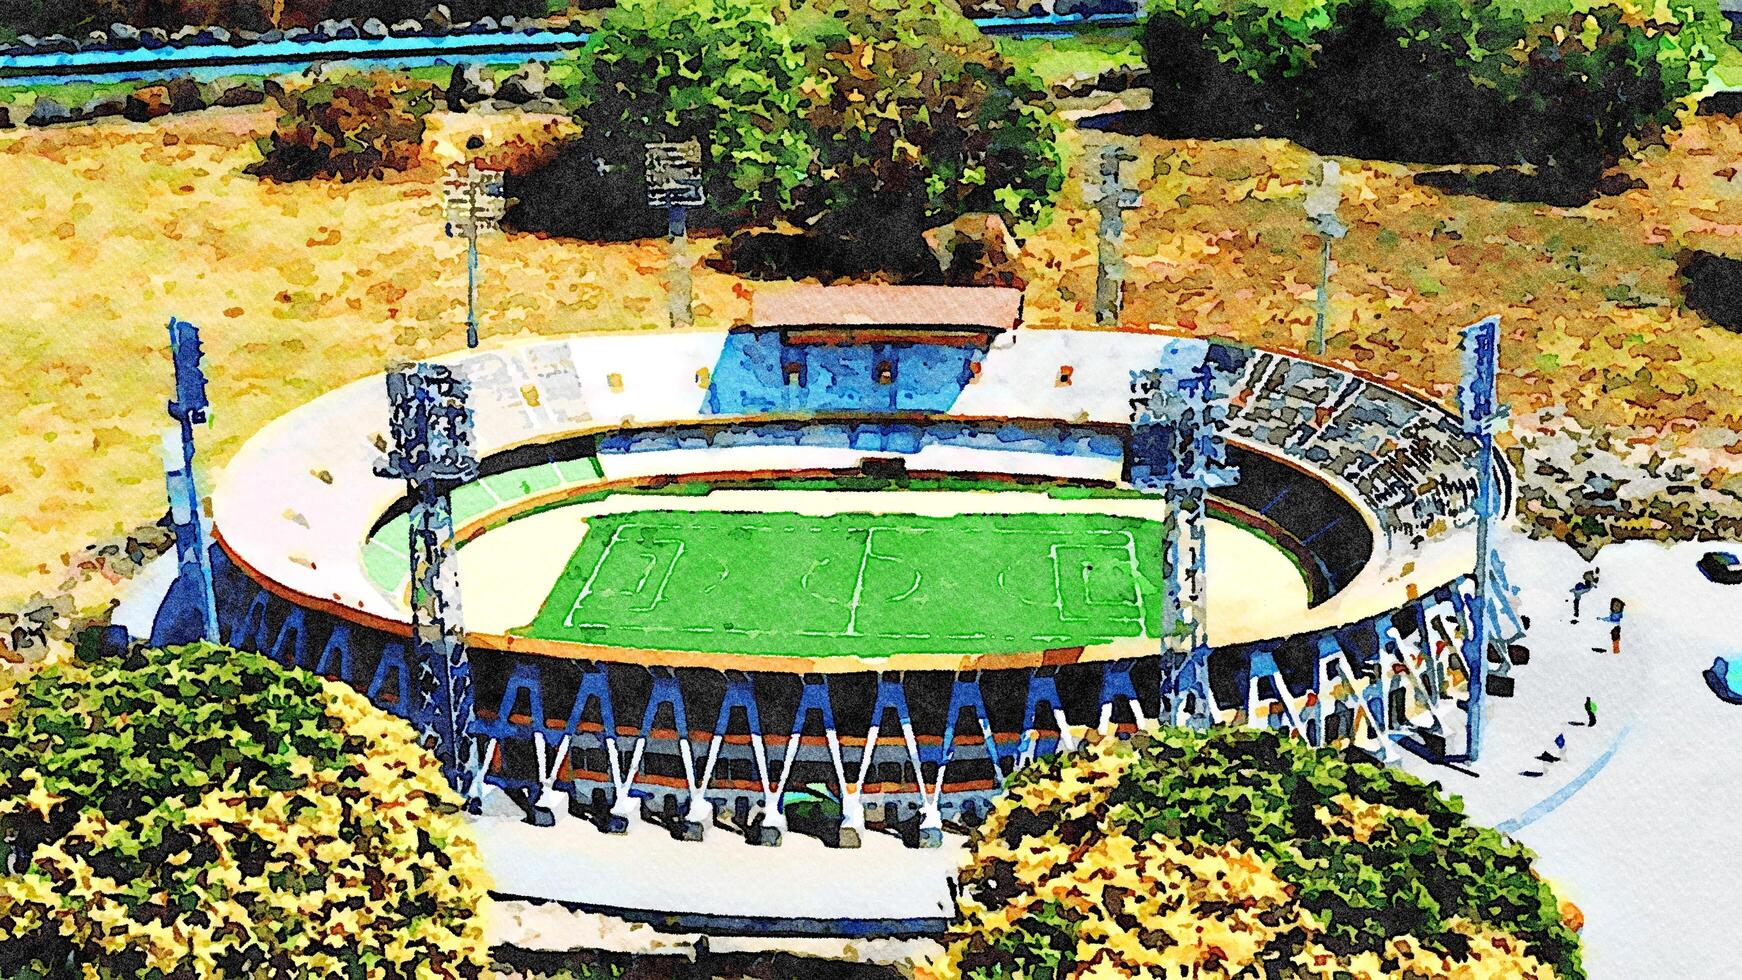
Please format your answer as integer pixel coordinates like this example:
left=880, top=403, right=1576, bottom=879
left=995, top=26, right=1143, bottom=87
left=517, top=509, right=1169, bottom=657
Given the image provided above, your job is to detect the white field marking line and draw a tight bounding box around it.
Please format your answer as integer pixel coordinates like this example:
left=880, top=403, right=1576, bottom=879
left=889, top=569, right=923, bottom=603
left=1051, top=540, right=1147, bottom=626
left=562, top=523, right=633, bottom=628
left=630, top=540, right=685, bottom=614
left=843, top=527, right=880, bottom=638
left=475, top=478, right=505, bottom=504
left=1120, top=529, right=1150, bottom=637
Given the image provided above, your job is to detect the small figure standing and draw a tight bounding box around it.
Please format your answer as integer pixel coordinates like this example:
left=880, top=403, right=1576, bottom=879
left=1584, top=696, right=1598, bottom=727
left=1604, top=597, right=1626, bottom=655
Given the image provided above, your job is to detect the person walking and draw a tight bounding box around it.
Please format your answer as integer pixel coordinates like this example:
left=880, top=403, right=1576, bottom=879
left=1584, top=696, right=1598, bottom=727
left=1571, top=569, right=1598, bottom=622
left=1604, top=597, right=1626, bottom=655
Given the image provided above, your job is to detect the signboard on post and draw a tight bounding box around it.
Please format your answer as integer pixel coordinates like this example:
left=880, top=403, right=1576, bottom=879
left=644, top=139, right=706, bottom=209
left=646, top=139, right=704, bottom=329
left=442, top=162, right=506, bottom=348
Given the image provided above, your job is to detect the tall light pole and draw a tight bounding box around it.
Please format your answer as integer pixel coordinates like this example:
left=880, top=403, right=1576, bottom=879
left=443, top=143, right=506, bottom=349
left=646, top=139, right=704, bottom=330
left=1129, top=359, right=1235, bottom=726
left=165, top=317, right=220, bottom=641
left=1306, top=160, right=1346, bottom=356
left=1457, top=315, right=1507, bottom=762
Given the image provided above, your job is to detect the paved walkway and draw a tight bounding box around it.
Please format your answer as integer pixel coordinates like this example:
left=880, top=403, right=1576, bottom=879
left=470, top=798, right=962, bottom=937
left=1503, top=538, right=1742, bottom=979
left=1392, top=532, right=1643, bottom=831
left=1398, top=531, right=1742, bottom=979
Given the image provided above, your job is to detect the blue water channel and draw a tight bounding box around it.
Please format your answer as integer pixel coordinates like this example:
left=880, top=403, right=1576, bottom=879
left=0, top=11, right=1139, bottom=86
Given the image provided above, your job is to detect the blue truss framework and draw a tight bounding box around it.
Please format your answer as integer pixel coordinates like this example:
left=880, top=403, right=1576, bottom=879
left=211, top=543, right=1486, bottom=849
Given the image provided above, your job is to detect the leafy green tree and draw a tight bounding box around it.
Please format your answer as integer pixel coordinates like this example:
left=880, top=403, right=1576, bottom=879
left=787, top=0, right=1064, bottom=238
left=512, top=0, right=1063, bottom=273
left=0, top=641, right=488, bottom=979
left=511, top=0, right=812, bottom=240
left=925, top=727, right=1584, bottom=979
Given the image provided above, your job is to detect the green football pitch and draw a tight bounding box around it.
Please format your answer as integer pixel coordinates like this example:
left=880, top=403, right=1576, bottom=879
left=515, top=510, right=1171, bottom=658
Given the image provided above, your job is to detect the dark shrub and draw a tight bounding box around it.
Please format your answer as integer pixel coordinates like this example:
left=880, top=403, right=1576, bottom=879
left=248, top=73, right=433, bottom=182
left=930, top=728, right=1585, bottom=979
left=1142, top=0, right=1723, bottom=192
left=787, top=0, right=1064, bottom=231
left=1680, top=250, right=1742, bottom=332
left=0, top=642, right=487, bottom=978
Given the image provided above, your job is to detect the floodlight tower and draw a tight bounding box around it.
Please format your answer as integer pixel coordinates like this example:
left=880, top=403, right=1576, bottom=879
left=1455, top=315, right=1524, bottom=762
left=1129, top=360, right=1235, bottom=726
left=164, top=317, right=220, bottom=641
left=375, top=363, right=480, bottom=788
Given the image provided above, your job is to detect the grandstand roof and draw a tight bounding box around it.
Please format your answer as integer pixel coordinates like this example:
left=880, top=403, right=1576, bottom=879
left=749, top=284, right=1022, bottom=333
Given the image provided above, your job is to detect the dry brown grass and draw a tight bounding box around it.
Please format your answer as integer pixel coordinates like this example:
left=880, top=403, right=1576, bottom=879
left=5, top=105, right=1742, bottom=612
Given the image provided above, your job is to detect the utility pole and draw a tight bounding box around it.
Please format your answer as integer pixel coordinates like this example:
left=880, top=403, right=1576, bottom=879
left=1128, top=359, right=1235, bottom=726
left=443, top=149, right=506, bottom=349
left=165, top=317, right=220, bottom=642
left=375, top=363, right=480, bottom=788
left=1306, top=160, right=1347, bottom=356
left=646, top=139, right=704, bottom=329
left=1093, top=144, right=1141, bottom=326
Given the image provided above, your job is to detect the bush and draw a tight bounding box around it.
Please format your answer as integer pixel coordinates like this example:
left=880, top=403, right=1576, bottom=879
left=249, top=73, right=434, bottom=183
left=0, top=641, right=488, bottom=979
left=787, top=0, right=1063, bottom=242
left=510, top=0, right=1063, bottom=275
left=507, top=0, right=812, bottom=239
left=923, top=727, right=1583, bottom=980
left=1143, top=0, right=1727, bottom=189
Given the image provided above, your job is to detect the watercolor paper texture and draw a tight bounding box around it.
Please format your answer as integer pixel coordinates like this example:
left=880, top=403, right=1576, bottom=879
left=1, top=0, right=1738, bottom=977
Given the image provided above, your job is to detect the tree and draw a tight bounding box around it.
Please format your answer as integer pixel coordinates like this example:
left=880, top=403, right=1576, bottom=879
left=0, top=641, right=488, bottom=979
left=507, top=0, right=812, bottom=240
left=784, top=0, right=1064, bottom=259
left=923, top=727, right=1584, bottom=980
left=509, top=0, right=1064, bottom=277
left=1142, top=0, right=1727, bottom=197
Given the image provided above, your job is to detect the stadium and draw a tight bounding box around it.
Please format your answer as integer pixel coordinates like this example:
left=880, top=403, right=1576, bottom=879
left=194, top=283, right=1501, bottom=851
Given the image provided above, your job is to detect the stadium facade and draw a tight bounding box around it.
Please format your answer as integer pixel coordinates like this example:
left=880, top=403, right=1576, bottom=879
left=178, top=290, right=1505, bottom=851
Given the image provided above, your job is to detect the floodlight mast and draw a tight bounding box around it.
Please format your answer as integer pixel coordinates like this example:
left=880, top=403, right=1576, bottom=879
left=1454, top=315, right=1512, bottom=763
left=1306, top=160, right=1347, bottom=356
left=375, top=363, right=479, bottom=789
left=165, top=317, right=221, bottom=642
left=1129, top=360, right=1232, bottom=727
left=443, top=156, right=506, bottom=349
